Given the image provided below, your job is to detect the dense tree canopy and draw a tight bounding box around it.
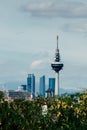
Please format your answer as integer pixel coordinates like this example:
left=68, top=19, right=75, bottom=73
left=0, top=91, right=87, bottom=130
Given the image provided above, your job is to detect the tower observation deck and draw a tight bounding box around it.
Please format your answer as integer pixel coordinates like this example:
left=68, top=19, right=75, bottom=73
left=51, top=35, right=63, bottom=96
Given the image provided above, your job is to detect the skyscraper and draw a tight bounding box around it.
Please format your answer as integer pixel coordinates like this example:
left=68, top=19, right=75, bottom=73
left=27, top=74, right=35, bottom=98
left=49, top=78, right=55, bottom=96
left=39, top=75, right=45, bottom=98
left=51, top=35, right=63, bottom=96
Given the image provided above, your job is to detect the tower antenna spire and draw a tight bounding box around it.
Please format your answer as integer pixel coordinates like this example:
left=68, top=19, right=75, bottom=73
left=57, top=35, right=58, bottom=50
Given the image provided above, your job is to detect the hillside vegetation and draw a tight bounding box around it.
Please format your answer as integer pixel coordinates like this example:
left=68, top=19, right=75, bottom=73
left=0, top=91, right=87, bottom=130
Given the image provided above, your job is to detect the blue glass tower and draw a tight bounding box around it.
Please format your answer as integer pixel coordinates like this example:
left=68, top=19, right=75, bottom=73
left=27, top=74, right=35, bottom=98
left=39, top=75, right=45, bottom=98
left=49, top=78, right=55, bottom=96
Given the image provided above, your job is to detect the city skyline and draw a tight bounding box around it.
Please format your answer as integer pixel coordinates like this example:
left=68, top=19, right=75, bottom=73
left=0, top=0, right=87, bottom=91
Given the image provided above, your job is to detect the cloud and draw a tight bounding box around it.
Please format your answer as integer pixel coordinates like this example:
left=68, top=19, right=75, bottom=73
left=21, top=0, right=87, bottom=18
left=30, top=58, right=51, bottom=70
left=0, top=61, right=6, bottom=65
left=62, top=23, right=87, bottom=33
left=30, top=60, right=43, bottom=69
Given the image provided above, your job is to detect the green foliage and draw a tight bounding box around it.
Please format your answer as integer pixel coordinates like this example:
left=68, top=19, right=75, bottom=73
left=0, top=92, right=87, bottom=130
left=0, top=91, right=4, bottom=101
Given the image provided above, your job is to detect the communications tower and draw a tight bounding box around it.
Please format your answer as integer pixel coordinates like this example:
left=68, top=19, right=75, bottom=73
left=51, top=35, right=63, bottom=96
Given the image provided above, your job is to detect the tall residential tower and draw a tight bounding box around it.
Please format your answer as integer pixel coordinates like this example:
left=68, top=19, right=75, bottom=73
left=49, top=78, right=55, bottom=96
left=39, top=75, right=45, bottom=98
left=51, top=36, right=63, bottom=96
left=27, top=74, right=35, bottom=98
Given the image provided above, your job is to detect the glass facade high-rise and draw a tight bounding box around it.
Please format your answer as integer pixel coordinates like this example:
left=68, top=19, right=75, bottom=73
left=39, top=75, right=45, bottom=98
left=49, top=78, right=55, bottom=96
left=27, top=74, right=35, bottom=98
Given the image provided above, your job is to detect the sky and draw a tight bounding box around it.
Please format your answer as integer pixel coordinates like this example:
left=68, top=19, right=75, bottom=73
left=0, top=0, right=87, bottom=91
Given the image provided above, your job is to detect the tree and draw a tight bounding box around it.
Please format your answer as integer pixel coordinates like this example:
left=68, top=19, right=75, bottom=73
left=0, top=91, right=4, bottom=101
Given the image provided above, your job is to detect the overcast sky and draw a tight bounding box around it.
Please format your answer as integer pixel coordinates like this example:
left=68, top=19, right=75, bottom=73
left=0, top=0, right=87, bottom=90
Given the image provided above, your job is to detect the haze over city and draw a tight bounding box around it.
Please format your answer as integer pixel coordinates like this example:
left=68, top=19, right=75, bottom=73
left=0, top=0, right=87, bottom=91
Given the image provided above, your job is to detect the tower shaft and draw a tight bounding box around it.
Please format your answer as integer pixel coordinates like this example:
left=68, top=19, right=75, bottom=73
left=55, top=72, right=59, bottom=96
